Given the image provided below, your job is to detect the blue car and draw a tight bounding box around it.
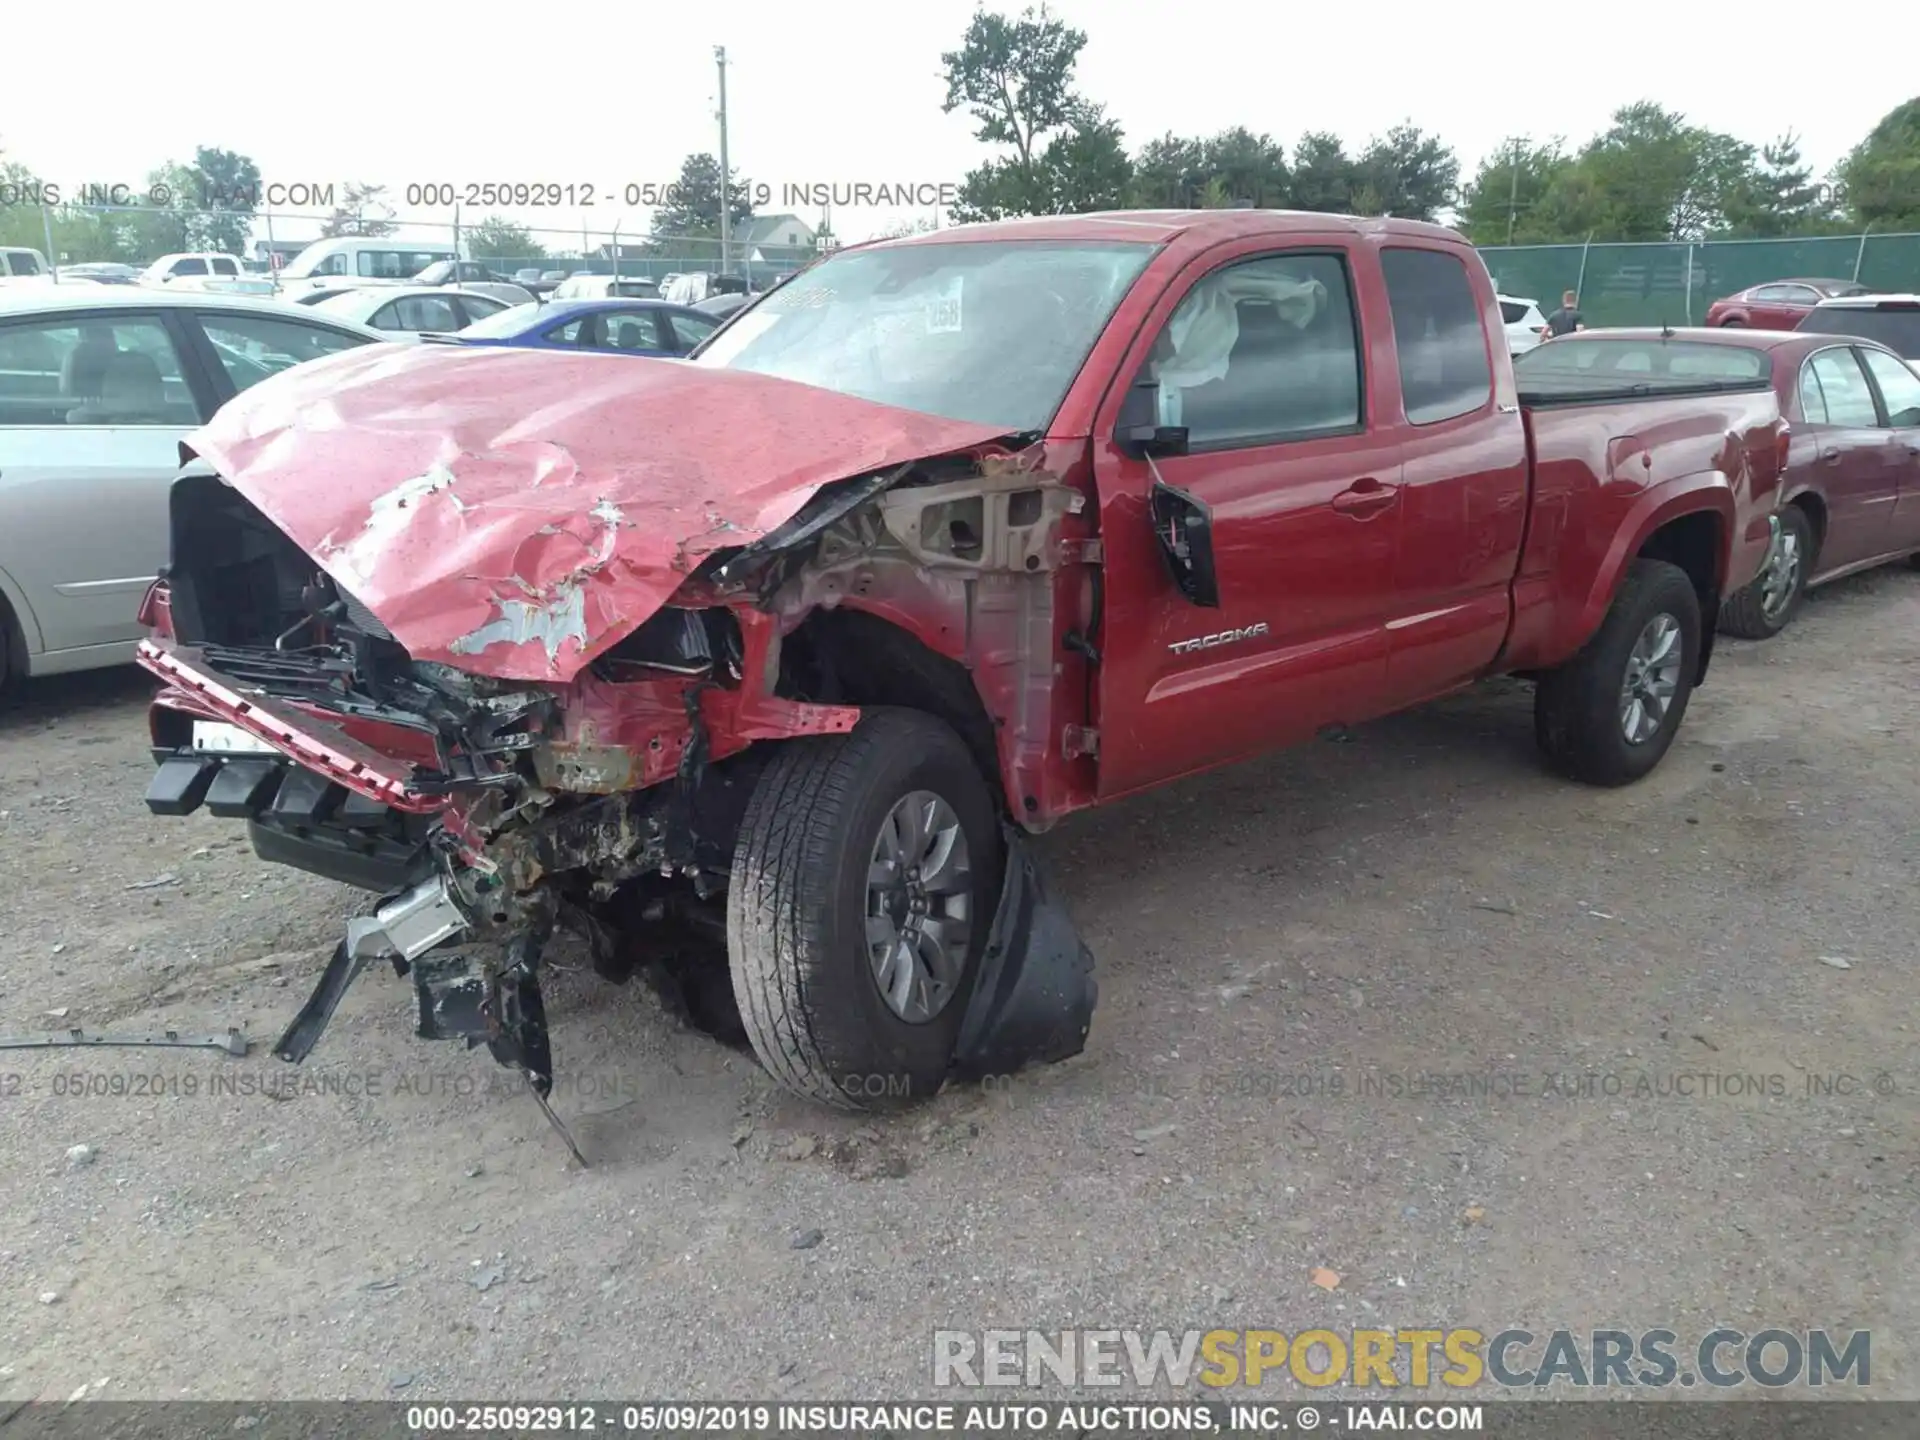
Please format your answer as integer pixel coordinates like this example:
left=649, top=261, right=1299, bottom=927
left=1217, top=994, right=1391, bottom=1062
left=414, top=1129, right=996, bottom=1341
left=439, top=297, right=724, bottom=357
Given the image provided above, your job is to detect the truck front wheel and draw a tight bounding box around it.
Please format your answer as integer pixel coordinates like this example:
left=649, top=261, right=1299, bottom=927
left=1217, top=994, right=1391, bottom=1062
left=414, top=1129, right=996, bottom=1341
left=1534, top=559, right=1701, bottom=787
left=727, top=708, right=1003, bottom=1110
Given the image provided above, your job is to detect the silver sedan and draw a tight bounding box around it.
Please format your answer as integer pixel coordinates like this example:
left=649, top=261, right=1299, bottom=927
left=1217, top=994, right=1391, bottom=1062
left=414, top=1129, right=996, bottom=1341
left=0, top=287, right=387, bottom=687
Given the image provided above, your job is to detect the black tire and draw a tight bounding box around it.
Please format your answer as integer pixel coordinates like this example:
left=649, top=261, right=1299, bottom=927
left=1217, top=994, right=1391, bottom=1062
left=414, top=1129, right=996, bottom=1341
left=727, top=708, right=1003, bottom=1110
left=1719, top=505, right=1812, bottom=639
left=1534, top=558, right=1701, bottom=787
left=1719, top=318, right=1746, bottom=328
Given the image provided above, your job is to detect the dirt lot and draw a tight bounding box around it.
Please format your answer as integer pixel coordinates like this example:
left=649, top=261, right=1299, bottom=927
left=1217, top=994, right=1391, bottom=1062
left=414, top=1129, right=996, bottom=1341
left=1, top=570, right=1916, bottom=1405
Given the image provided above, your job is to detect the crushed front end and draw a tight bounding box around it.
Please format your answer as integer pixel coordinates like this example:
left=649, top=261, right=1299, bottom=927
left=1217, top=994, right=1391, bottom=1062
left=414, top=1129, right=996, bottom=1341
left=139, top=420, right=1100, bottom=1126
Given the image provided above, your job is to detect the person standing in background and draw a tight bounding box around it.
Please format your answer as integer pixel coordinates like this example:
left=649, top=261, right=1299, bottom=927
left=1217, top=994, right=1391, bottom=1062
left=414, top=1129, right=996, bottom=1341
left=1540, top=289, right=1585, bottom=341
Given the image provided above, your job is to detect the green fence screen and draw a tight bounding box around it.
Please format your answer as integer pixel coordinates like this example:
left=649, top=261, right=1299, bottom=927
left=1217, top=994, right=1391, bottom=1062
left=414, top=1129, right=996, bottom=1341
left=1476, top=232, right=1920, bottom=327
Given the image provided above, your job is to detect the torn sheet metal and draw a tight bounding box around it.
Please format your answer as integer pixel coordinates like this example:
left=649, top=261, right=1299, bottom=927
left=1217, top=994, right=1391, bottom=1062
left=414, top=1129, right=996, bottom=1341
left=183, top=344, right=1010, bottom=683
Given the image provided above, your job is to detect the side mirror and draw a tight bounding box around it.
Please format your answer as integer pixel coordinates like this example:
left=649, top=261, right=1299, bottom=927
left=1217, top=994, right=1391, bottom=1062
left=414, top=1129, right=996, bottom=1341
left=1116, top=374, right=1189, bottom=458
left=1149, top=479, right=1220, bottom=609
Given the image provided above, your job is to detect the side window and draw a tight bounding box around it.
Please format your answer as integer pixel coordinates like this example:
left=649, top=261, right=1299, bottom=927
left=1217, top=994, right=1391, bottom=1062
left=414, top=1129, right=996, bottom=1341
left=314, top=253, right=348, bottom=276
left=173, top=257, right=209, bottom=277
left=386, top=296, right=462, bottom=332
left=210, top=257, right=239, bottom=276
left=1381, top=247, right=1494, bottom=425
left=1749, top=284, right=1791, bottom=303
left=597, top=310, right=666, bottom=352
left=543, top=317, right=588, bottom=345
left=1132, top=252, right=1362, bottom=448
left=671, top=311, right=721, bottom=349
left=197, top=313, right=369, bottom=393
left=1798, top=359, right=1829, bottom=425
left=457, top=295, right=506, bottom=323
left=1859, top=348, right=1920, bottom=427
left=0, top=317, right=198, bottom=426
left=1807, top=349, right=1880, bottom=428
left=1780, top=285, right=1819, bottom=306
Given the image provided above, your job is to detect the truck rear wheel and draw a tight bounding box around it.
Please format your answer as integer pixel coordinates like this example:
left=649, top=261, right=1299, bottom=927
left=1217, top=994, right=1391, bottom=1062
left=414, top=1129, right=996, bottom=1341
left=727, top=708, right=1002, bottom=1110
left=1534, top=559, right=1701, bottom=787
left=1719, top=506, right=1811, bottom=639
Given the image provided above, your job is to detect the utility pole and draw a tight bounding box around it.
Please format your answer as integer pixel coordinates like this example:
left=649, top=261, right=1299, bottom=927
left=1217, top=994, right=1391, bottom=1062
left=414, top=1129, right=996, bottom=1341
left=1506, top=138, right=1521, bottom=246
left=715, top=45, right=731, bottom=279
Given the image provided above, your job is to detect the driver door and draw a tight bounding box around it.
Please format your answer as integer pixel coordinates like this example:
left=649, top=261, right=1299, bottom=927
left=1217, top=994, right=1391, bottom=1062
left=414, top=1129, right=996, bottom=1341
left=1091, top=238, right=1406, bottom=800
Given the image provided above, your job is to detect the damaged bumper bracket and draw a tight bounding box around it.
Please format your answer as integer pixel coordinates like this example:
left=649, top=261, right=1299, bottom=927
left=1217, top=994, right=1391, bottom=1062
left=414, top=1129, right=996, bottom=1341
left=272, top=873, right=472, bottom=1064
left=271, top=873, right=589, bottom=1165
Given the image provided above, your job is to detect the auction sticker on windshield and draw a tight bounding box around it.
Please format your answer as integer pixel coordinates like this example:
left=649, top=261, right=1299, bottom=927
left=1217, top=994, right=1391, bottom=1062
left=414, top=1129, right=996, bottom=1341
left=926, top=276, right=964, bottom=333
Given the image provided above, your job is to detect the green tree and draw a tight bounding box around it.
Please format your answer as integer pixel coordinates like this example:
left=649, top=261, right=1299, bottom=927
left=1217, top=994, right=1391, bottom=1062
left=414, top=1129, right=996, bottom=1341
left=1289, top=132, right=1356, bottom=213
left=1457, top=138, right=1575, bottom=244
left=1719, top=132, right=1836, bottom=237
left=1195, top=127, right=1291, bottom=208
left=649, top=152, right=755, bottom=240
left=121, top=162, right=199, bottom=259
left=942, top=4, right=1090, bottom=218
left=1536, top=103, right=1753, bottom=241
left=1128, top=133, right=1205, bottom=208
left=1837, top=97, right=1920, bottom=231
left=465, top=217, right=545, bottom=260
left=1352, top=122, right=1460, bottom=221
left=1040, top=104, right=1133, bottom=213
left=319, top=182, right=397, bottom=238
left=187, top=145, right=260, bottom=254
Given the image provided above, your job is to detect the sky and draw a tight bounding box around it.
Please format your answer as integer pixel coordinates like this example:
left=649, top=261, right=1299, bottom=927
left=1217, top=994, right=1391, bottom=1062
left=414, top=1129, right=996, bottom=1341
left=4, top=2, right=1912, bottom=252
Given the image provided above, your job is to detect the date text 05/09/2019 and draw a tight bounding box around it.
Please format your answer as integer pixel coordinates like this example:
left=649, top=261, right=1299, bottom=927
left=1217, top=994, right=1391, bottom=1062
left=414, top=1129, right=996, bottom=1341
left=401, top=1402, right=1484, bottom=1433
left=398, top=181, right=959, bottom=210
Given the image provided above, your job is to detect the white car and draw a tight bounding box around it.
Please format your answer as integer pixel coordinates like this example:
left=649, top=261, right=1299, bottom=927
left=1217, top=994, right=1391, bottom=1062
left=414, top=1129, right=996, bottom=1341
left=0, top=247, right=54, bottom=285
left=139, top=253, right=251, bottom=289
left=1499, top=295, right=1548, bottom=356
left=0, top=288, right=387, bottom=686
left=410, top=261, right=534, bottom=306
left=309, top=285, right=513, bottom=339
left=549, top=274, right=661, bottom=301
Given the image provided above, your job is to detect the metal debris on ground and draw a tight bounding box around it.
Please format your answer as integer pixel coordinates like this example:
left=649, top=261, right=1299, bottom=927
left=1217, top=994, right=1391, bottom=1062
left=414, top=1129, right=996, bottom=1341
left=0, top=1026, right=248, bottom=1056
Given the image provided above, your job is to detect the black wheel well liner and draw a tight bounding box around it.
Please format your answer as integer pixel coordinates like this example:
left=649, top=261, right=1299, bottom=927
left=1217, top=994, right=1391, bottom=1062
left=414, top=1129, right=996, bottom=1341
left=1635, top=510, right=1722, bottom=684
left=779, top=608, right=1004, bottom=810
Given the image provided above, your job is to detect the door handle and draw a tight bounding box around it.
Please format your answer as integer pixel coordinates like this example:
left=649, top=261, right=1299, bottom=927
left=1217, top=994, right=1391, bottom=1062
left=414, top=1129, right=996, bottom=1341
left=1331, top=478, right=1398, bottom=516
left=1821, top=450, right=1842, bottom=466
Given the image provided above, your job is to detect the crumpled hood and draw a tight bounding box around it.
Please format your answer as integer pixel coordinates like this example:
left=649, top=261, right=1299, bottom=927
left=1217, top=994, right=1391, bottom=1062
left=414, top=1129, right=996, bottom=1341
left=186, top=342, right=1008, bottom=683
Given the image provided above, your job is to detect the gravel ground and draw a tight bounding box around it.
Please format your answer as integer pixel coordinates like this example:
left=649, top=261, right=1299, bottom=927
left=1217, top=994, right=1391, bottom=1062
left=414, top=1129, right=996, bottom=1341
left=1, top=569, right=1915, bottom=1405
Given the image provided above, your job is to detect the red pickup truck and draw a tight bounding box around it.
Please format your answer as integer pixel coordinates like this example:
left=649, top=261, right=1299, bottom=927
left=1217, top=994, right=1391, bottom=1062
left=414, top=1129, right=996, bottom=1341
left=136, top=211, right=1786, bottom=1122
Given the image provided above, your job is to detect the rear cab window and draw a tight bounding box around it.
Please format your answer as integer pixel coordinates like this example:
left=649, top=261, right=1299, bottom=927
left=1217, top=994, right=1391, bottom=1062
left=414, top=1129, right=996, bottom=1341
left=1515, top=337, right=1772, bottom=400
left=1381, top=247, right=1493, bottom=425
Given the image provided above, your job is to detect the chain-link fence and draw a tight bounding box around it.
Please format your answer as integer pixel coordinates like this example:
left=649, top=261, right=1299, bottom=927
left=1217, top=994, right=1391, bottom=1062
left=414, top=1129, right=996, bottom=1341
left=1477, top=232, right=1920, bottom=326
left=4, top=204, right=830, bottom=288
left=13, top=200, right=1919, bottom=325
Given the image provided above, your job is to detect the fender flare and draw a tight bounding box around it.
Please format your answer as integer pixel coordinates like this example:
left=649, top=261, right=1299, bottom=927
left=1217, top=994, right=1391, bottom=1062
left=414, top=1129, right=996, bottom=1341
left=1568, top=474, right=1736, bottom=656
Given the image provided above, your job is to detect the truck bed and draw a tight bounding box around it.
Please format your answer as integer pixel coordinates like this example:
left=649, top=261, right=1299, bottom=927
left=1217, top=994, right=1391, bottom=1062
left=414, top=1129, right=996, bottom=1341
left=1497, top=387, right=1786, bottom=671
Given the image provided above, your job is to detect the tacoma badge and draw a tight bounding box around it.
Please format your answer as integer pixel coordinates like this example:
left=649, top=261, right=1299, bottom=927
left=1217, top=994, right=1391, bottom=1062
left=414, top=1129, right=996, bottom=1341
left=1168, top=622, right=1270, bottom=655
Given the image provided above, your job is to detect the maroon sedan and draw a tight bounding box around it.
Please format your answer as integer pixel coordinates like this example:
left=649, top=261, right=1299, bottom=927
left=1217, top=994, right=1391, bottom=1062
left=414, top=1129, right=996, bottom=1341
left=1705, top=277, right=1870, bottom=329
left=1515, top=328, right=1920, bottom=637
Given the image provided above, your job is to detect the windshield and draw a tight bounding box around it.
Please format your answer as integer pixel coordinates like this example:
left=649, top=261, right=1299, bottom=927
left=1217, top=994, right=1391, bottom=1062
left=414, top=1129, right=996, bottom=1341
left=694, top=239, right=1155, bottom=429
left=1797, top=305, right=1920, bottom=359
left=458, top=302, right=542, bottom=339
